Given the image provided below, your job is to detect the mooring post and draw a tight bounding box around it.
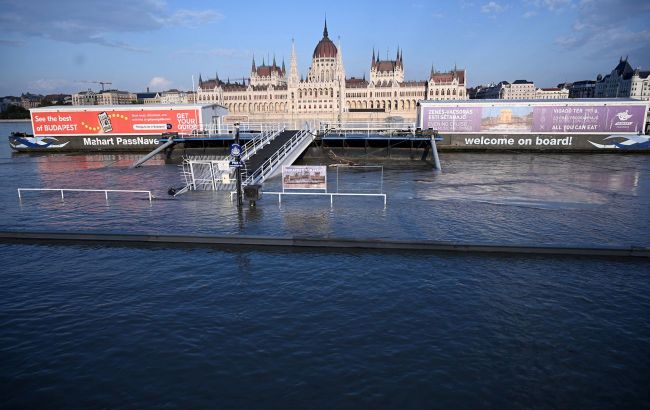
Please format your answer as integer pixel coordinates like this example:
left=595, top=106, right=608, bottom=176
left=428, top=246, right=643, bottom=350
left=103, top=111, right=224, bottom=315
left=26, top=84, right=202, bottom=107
left=431, top=130, right=442, bottom=171
left=235, top=123, right=243, bottom=208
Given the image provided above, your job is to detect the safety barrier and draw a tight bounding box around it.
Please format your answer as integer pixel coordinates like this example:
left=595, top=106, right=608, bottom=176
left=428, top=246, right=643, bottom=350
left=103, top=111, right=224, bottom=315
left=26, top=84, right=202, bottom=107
left=17, top=188, right=153, bottom=202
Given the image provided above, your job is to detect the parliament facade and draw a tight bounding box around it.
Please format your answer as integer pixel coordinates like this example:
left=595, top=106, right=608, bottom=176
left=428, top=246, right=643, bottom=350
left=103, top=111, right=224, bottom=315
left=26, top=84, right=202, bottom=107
left=196, top=21, right=467, bottom=125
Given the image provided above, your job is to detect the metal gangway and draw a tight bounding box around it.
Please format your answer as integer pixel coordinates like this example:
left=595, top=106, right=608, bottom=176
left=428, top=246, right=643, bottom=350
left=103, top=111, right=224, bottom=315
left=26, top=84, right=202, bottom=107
left=172, top=124, right=293, bottom=196
left=242, top=127, right=315, bottom=186
left=131, top=123, right=287, bottom=168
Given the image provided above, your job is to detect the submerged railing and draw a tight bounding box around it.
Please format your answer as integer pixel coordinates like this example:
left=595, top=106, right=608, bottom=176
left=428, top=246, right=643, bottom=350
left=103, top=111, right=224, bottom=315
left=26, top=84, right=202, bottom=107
left=17, top=188, right=153, bottom=202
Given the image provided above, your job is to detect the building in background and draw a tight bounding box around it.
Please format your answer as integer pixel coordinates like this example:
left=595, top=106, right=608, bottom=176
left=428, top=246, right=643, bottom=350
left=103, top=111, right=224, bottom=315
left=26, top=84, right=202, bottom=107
left=41, top=94, right=72, bottom=106
left=535, top=87, right=569, bottom=99
left=595, top=57, right=650, bottom=101
left=72, top=90, right=97, bottom=105
left=136, top=91, right=160, bottom=104
left=195, top=21, right=466, bottom=124
left=96, top=90, right=136, bottom=105
left=567, top=80, right=596, bottom=98
left=471, top=80, right=536, bottom=99
left=159, top=89, right=195, bottom=104
left=72, top=89, right=136, bottom=105
left=20, top=93, right=43, bottom=109
left=502, top=80, right=536, bottom=99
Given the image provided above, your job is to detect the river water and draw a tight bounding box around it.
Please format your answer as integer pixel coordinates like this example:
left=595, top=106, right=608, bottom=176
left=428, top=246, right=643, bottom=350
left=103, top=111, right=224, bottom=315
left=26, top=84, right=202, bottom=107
left=1, top=122, right=649, bottom=408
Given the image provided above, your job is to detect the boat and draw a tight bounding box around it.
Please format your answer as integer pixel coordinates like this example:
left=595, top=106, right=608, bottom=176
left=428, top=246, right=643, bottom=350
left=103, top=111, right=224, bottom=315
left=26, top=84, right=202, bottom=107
left=8, top=104, right=228, bottom=152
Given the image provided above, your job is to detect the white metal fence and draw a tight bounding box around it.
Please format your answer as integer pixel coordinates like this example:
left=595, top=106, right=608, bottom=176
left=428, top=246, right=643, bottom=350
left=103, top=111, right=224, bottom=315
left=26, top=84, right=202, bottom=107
left=17, top=188, right=153, bottom=202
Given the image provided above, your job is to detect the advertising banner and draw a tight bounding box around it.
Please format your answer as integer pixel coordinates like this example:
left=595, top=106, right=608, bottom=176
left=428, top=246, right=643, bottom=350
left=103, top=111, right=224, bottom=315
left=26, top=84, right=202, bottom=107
left=31, top=108, right=201, bottom=137
left=421, top=104, right=646, bottom=134
left=282, top=166, right=327, bottom=190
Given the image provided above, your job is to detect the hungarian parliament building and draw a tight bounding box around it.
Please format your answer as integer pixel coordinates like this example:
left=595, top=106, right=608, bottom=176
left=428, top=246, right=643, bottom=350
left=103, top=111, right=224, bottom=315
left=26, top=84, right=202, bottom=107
left=195, top=21, right=467, bottom=124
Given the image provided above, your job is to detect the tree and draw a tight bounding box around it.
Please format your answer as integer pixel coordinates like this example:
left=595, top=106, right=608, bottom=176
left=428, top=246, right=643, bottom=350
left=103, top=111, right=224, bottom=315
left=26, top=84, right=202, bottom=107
left=0, top=105, right=30, bottom=119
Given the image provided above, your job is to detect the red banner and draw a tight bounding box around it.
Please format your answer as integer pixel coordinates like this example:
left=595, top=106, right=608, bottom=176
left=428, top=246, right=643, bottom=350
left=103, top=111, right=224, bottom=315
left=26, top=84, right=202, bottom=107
left=31, top=108, right=200, bottom=136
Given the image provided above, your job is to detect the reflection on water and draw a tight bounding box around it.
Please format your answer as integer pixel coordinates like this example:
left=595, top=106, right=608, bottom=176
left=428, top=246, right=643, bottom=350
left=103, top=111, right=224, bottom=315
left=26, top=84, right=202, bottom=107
left=1, top=122, right=649, bottom=246
left=281, top=205, right=333, bottom=237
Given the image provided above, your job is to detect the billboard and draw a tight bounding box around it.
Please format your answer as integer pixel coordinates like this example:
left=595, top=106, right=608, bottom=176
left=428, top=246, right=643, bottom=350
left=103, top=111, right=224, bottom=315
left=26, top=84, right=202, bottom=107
left=421, top=104, right=647, bottom=134
left=31, top=108, right=201, bottom=137
left=282, top=166, right=327, bottom=190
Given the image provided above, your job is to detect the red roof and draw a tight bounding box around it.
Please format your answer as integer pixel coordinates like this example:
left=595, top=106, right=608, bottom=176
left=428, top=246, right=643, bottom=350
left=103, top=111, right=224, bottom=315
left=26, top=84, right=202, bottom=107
left=375, top=60, right=399, bottom=72
left=345, top=78, right=369, bottom=88
left=430, top=69, right=465, bottom=85
left=256, top=65, right=283, bottom=77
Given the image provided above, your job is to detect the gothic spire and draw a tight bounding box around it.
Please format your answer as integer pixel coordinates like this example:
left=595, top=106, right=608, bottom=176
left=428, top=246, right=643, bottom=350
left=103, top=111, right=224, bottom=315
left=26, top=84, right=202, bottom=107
left=372, top=48, right=375, bottom=66
left=289, top=38, right=299, bottom=85
left=251, top=55, right=256, bottom=72
left=323, top=17, right=329, bottom=38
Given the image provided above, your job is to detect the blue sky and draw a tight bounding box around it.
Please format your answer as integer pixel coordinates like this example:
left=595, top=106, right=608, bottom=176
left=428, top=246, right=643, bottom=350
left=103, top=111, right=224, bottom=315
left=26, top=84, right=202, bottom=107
left=1, top=0, right=649, bottom=96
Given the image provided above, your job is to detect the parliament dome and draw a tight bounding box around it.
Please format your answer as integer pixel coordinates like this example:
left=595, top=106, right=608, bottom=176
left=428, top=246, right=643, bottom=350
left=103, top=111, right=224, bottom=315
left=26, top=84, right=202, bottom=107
left=313, top=20, right=337, bottom=58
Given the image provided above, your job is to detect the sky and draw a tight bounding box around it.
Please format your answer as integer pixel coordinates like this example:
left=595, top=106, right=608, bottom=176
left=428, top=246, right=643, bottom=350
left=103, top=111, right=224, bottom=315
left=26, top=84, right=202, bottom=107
left=1, top=0, right=649, bottom=96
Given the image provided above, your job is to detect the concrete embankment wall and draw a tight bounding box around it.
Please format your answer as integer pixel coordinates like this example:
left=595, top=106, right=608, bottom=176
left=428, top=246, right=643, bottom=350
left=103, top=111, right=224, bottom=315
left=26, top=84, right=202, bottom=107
left=1, top=231, right=648, bottom=258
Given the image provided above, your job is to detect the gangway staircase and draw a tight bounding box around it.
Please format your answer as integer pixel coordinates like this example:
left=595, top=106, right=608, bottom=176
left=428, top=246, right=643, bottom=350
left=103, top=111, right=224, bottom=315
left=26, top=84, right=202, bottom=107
left=242, top=127, right=315, bottom=186
left=171, top=124, right=315, bottom=196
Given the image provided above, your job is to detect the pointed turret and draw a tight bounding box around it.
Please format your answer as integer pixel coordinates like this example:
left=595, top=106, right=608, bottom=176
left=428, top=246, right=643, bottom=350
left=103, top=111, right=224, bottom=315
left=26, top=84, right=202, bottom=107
left=251, top=55, right=256, bottom=72
left=272, top=54, right=277, bottom=68
left=282, top=59, right=286, bottom=74
left=198, top=73, right=203, bottom=85
left=372, top=48, right=376, bottom=67
left=337, top=36, right=345, bottom=81
left=289, top=38, right=299, bottom=86
left=323, top=18, right=329, bottom=38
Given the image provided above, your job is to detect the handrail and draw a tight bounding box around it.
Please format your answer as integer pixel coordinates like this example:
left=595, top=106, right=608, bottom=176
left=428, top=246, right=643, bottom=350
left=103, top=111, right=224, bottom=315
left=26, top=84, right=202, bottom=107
left=240, top=125, right=285, bottom=161
left=320, top=121, right=417, bottom=131
left=163, top=122, right=290, bottom=139
left=17, top=188, right=153, bottom=202
left=197, top=122, right=290, bottom=136
left=243, top=128, right=313, bottom=186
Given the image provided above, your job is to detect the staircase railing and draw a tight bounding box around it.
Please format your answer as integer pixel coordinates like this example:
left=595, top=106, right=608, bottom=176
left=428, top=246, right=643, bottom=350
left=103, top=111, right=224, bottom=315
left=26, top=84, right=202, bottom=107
left=243, top=128, right=314, bottom=186
left=194, top=122, right=290, bottom=137
left=240, top=124, right=285, bottom=161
